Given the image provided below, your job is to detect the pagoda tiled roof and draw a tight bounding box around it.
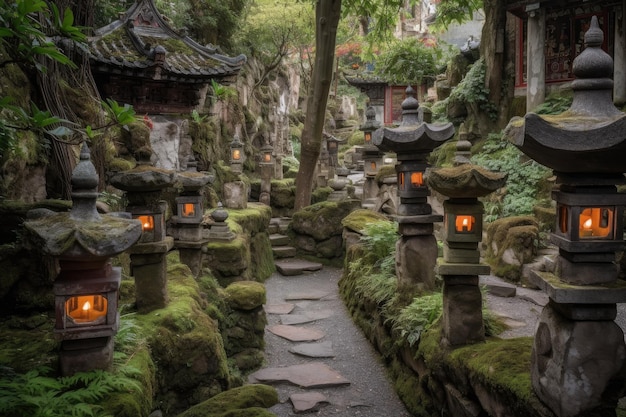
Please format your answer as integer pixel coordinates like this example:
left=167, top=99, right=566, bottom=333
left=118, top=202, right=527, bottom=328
left=89, top=0, right=246, bottom=83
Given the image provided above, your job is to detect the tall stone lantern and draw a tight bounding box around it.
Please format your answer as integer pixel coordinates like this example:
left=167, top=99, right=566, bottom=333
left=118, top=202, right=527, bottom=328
left=428, top=164, right=506, bottom=346
left=505, top=16, right=626, bottom=416
left=360, top=106, right=384, bottom=203
left=372, top=86, right=455, bottom=291
left=110, top=162, right=175, bottom=313
left=259, top=141, right=274, bottom=206
left=24, top=144, right=142, bottom=375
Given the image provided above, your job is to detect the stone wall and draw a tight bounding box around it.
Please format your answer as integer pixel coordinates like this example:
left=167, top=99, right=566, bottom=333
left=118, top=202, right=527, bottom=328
left=340, top=231, right=558, bottom=417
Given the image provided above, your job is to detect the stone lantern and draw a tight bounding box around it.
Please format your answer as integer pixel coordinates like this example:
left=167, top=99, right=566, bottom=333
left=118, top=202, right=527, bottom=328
left=110, top=162, right=175, bottom=313
left=360, top=106, right=384, bottom=203
left=259, top=142, right=274, bottom=206
left=505, top=16, right=626, bottom=416
left=372, top=86, right=455, bottom=291
left=428, top=164, right=506, bottom=346
left=24, top=144, right=142, bottom=375
left=230, top=134, right=244, bottom=174
left=169, top=156, right=214, bottom=277
left=324, top=133, right=343, bottom=179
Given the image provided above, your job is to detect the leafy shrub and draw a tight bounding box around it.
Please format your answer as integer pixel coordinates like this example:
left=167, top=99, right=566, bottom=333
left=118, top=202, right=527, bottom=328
left=360, top=220, right=398, bottom=274
left=0, top=366, right=141, bottom=417
left=374, top=38, right=441, bottom=85
left=472, top=133, right=551, bottom=221
left=449, top=58, right=497, bottom=120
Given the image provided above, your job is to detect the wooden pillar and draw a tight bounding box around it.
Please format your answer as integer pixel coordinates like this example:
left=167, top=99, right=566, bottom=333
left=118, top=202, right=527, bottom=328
left=526, top=8, right=546, bottom=112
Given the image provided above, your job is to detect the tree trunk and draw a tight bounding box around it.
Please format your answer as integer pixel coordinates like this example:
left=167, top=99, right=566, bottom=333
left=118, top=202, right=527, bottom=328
left=294, top=0, right=342, bottom=210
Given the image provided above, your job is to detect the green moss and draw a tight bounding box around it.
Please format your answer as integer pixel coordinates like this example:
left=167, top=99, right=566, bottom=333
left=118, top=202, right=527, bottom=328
left=311, top=186, right=333, bottom=204
left=448, top=337, right=541, bottom=411
left=249, top=232, right=275, bottom=281
left=224, top=281, right=266, bottom=310
left=225, top=204, right=272, bottom=234
left=375, top=164, right=396, bottom=185
left=0, top=318, right=58, bottom=372
left=110, top=157, right=137, bottom=172
left=176, top=384, right=278, bottom=417
left=341, top=209, right=391, bottom=233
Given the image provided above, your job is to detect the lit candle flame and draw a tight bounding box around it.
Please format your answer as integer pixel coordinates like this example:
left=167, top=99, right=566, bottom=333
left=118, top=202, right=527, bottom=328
left=583, top=218, right=592, bottom=229
left=462, top=218, right=469, bottom=226
left=82, top=301, right=91, bottom=311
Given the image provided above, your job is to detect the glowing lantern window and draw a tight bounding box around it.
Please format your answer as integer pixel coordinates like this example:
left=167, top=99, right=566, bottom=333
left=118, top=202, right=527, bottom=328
left=364, top=132, right=372, bottom=144
left=232, top=149, right=241, bottom=161
left=66, top=295, right=107, bottom=324
left=182, top=203, right=196, bottom=218
left=138, top=215, right=154, bottom=231
left=411, top=172, right=424, bottom=187
left=370, top=161, right=377, bottom=171
left=579, top=207, right=613, bottom=238
left=559, top=205, right=569, bottom=234
left=455, top=215, right=475, bottom=233
left=263, top=152, right=272, bottom=163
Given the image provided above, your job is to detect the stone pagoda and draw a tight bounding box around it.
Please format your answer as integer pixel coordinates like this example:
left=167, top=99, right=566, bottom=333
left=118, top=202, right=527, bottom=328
left=505, top=16, right=626, bottom=417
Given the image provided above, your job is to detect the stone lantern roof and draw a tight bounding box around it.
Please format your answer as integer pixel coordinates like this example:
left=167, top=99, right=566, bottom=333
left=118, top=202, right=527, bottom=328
left=88, top=0, right=246, bottom=113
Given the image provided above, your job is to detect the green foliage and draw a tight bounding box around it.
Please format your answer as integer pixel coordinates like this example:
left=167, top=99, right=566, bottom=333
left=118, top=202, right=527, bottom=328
left=472, top=132, right=551, bottom=221
left=430, top=0, right=483, bottom=31
left=360, top=220, right=398, bottom=273
left=449, top=58, right=498, bottom=121
left=0, top=366, right=141, bottom=417
left=533, top=93, right=573, bottom=115
left=373, top=37, right=441, bottom=85
left=390, top=293, right=443, bottom=347
left=210, top=79, right=238, bottom=102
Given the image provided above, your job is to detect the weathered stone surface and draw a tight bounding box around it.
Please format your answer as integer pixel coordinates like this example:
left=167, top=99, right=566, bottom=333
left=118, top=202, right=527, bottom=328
left=224, top=281, right=266, bottom=310
left=275, top=259, right=323, bottom=276
left=269, top=233, right=290, bottom=247
left=442, top=281, right=484, bottom=346
left=531, top=303, right=626, bottom=416
left=250, top=362, right=349, bottom=388
left=517, top=288, right=549, bottom=307
left=272, top=246, right=296, bottom=258
left=284, top=290, right=329, bottom=301
left=280, top=310, right=333, bottom=325
left=264, top=303, right=295, bottom=315
left=396, top=235, right=438, bottom=291
left=483, top=281, right=516, bottom=298
left=223, top=181, right=248, bottom=209
left=315, top=235, right=344, bottom=258
left=289, top=341, right=335, bottom=358
left=290, top=391, right=329, bottom=413
left=267, top=324, right=325, bottom=342
left=427, top=164, right=507, bottom=199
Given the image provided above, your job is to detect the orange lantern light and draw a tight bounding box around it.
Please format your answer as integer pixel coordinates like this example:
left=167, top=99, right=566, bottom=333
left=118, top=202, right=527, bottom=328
left=455, top=215, right=475, bottom=233
left=232, top=149, right=241, bottom=160
left=182, top=203, right=196, bottom=218
left=66, top=295, right=107, bottom=324
left=410, top=171, right=424, bottom=187
left=138, top=215, right=154, bottom=231
left=364, top=131, right=372, bottom=144
left=578, top=207, right=613, bottom=238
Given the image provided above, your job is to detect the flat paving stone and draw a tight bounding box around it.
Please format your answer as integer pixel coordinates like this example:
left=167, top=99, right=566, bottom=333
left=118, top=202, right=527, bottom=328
left=289, top=341, right=335, bottom=358
left=290, top=392, right=329, bottom=413
left=272, top=246, right=297, bottom=258
left=280, top=310, right=334, bottom=325
left=267, top=324, right=325, bottom=342
left=270, top=233, right=291, bottom=247
left=275, top=259, right=323, bottom=276
left=265, top=303, right=295, bottom=315
left=250, top=362, right=350, bottom=388
left=285, top=290, right=329, bottom=301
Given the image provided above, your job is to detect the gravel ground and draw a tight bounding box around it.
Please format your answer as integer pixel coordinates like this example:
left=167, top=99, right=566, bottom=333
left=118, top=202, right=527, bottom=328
left=260, top=267, right=412, bottom=417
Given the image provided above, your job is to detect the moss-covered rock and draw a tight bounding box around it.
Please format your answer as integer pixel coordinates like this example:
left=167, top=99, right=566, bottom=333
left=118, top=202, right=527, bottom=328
left=224, top=281, right=266, bottom=311
left=485, top=216, right=539, bottom=283
left=342, top=209, right=390, bottom=234
left=176, top=384, right=278, bottom=417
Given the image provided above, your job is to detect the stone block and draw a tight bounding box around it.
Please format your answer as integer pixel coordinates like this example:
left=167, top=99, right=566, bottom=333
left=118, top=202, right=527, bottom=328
left=442, top=281, right=484, bottom=346
left=223, top=181, right=248, bottom=209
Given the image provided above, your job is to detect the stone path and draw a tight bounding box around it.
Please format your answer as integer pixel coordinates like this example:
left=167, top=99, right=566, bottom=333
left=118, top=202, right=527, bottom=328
left=250, top=267, right=412, bottom=416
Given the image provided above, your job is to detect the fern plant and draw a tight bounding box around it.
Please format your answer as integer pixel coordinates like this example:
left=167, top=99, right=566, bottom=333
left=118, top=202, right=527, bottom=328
left=0, top=366, right=141, bottom=417
left=360, top=220, right=399, bottom=275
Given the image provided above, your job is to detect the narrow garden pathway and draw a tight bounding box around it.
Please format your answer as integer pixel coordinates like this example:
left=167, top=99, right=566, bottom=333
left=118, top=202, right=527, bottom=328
left=250, top=266, right=412, bottom=416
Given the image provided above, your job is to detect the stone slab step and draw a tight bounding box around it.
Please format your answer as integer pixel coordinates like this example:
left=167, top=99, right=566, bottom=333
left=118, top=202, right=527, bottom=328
left=289, top=341, right=335, bottom=358
left=269, top=233, right=290, bottom=247
left=267, top=324, right=325, bottom=342
left=249, top=362, right=350, bottom=388
left=272, top=246, right=296, bottom=258
left=275, top=259, right=323, bottom=276
left=280, top=309, right=333, bottom=325
left=290, top=392, right=329, bottom=413
left=264, top=303, right=295, bottom=315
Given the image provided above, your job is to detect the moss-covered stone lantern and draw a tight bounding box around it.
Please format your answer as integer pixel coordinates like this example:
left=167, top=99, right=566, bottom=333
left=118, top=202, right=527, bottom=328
left=505, top=16, right=626, bottom=416
left=428, top=164, right=506, bottom=346
left=372, top=86, right=455, bottom=291
left=259, top=142, right=274, bottom=206
left=109, top=161, right=175, bottom=313
left=230, top=134, right=244, bottom=174
left=24, top=144, right=142, bottom=375
left=360, top=106, right=384, bottom=202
